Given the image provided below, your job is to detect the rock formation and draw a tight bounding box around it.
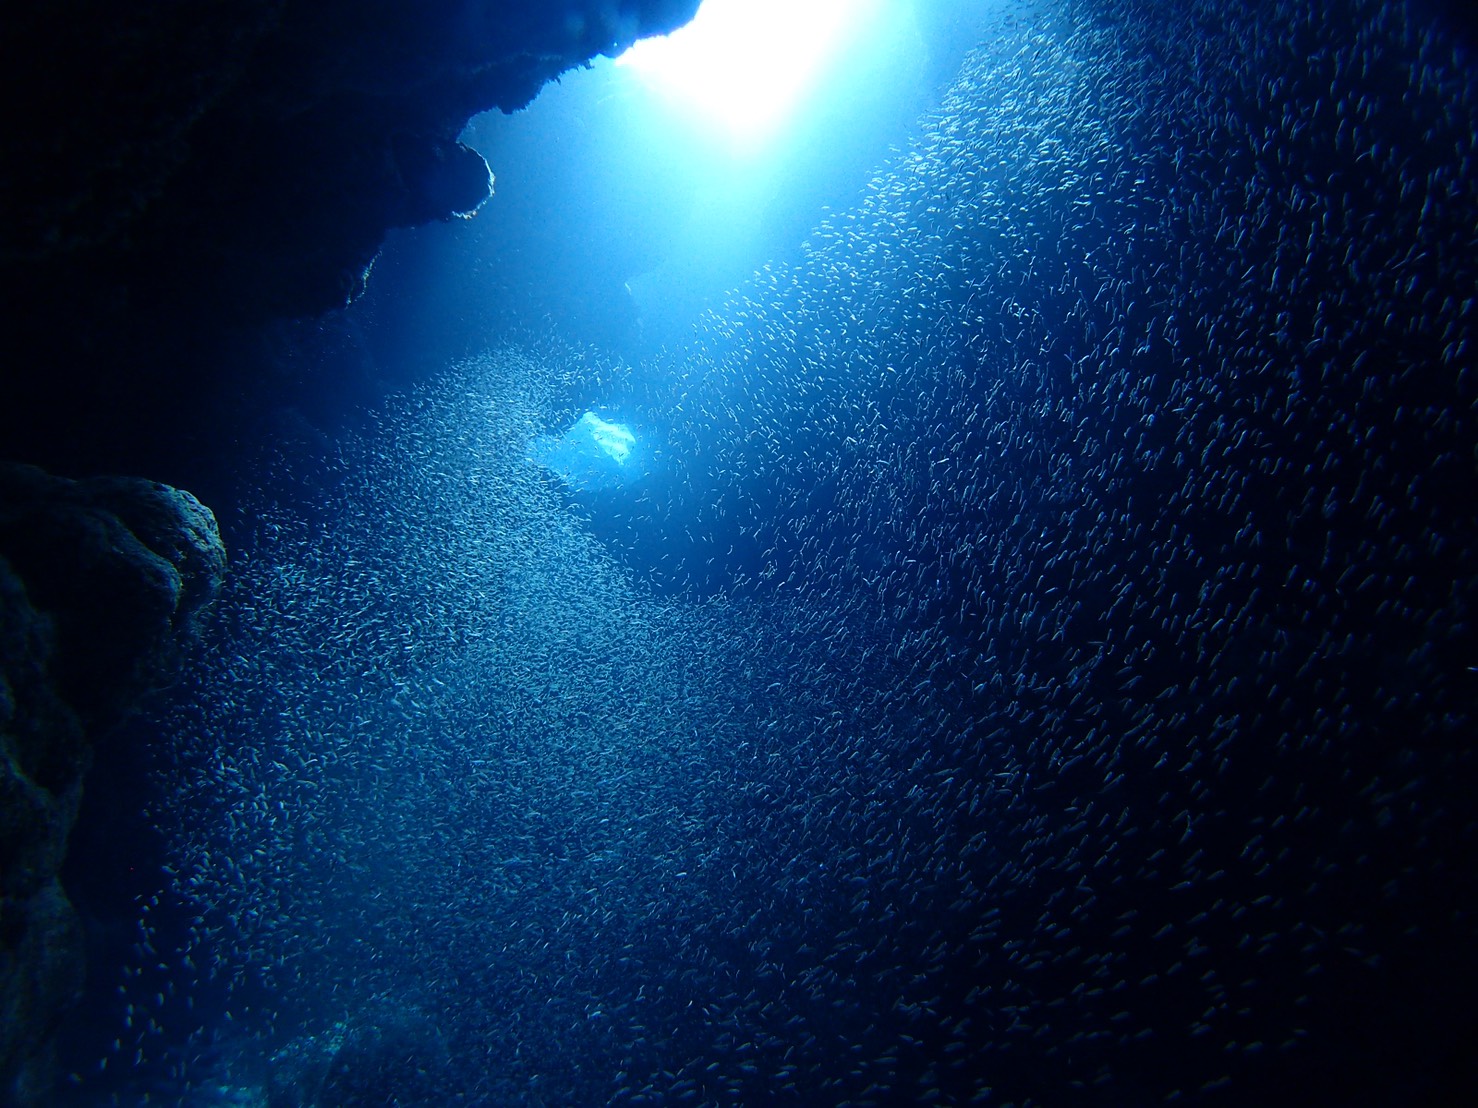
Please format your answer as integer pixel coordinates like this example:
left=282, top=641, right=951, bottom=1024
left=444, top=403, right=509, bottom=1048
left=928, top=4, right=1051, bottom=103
left=0, top=0, right=702, bottom=473
left=0, top=466, right=226, bottom=1103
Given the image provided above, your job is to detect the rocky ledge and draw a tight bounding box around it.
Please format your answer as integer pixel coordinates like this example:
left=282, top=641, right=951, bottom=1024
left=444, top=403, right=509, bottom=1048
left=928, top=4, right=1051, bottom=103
left=0, top=0, right=701, bottom=472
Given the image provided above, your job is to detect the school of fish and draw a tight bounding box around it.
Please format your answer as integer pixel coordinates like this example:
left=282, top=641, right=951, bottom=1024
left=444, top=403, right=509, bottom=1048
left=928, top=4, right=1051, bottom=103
left=90, top=0, right=1475, bottom=1103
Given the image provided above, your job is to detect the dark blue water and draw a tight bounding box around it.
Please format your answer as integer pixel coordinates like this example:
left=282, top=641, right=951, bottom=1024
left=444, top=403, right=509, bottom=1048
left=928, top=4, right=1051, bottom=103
left=59, top=0, right=1477, bottom=1104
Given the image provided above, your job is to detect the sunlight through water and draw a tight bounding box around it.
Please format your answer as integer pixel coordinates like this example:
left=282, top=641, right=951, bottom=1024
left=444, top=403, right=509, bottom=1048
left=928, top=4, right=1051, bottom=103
left=615, top=0, right=880, bottom=147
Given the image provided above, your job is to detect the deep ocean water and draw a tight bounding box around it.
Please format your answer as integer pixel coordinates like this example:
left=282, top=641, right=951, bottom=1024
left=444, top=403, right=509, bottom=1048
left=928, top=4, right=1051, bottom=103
left=67, top=0, right=1476, bottom=1104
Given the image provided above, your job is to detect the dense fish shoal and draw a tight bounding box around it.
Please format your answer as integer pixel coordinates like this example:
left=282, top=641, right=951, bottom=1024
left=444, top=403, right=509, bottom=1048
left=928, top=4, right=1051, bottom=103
left=76, top=0, right=1476, bottom=1104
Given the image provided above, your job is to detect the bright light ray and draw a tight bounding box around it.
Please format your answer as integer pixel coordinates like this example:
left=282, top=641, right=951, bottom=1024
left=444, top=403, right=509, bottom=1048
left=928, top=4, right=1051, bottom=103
left=616, top=0, right=872, bottom=147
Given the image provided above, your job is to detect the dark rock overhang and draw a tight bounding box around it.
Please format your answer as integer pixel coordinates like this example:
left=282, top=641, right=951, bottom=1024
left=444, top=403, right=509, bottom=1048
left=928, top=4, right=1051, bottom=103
left=0, top=0, right=701, bottom=472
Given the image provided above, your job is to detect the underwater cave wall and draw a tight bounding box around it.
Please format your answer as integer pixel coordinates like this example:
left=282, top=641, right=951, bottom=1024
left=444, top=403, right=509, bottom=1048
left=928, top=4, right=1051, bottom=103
left=0, top=0, right=701, bottom=476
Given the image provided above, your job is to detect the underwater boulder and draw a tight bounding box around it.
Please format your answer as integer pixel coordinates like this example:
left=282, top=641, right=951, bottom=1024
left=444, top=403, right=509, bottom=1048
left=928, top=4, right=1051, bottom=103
left=0, top=463, right=225, bottom=1106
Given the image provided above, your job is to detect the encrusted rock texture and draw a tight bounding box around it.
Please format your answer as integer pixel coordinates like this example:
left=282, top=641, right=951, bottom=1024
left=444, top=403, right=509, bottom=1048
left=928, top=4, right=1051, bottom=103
left=0, top=465, right=227, bottom=1104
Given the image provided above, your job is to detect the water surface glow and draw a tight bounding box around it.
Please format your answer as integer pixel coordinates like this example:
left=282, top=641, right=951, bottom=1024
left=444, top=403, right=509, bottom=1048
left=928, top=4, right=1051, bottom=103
left=616, top=0, right=880, bottom=147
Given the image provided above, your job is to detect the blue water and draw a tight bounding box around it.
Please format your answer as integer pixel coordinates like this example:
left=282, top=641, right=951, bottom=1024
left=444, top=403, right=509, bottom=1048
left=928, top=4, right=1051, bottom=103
left=60, top=0, right=1477, bottom=1104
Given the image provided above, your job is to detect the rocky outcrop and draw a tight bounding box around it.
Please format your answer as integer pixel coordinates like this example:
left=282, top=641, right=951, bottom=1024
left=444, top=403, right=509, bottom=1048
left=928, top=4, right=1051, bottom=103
left=0, top=0, right=701, bottom=474
left=1, top=0, right=699, bottom=317
left=0, top=465, right=226, bottom=1105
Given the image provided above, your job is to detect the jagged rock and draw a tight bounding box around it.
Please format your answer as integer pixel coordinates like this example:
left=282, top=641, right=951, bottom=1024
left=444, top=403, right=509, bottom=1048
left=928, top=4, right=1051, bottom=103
left=0, top=464, right=226, bottom=1105
left=0, top=1, right=701, bottom=475
left=1, top=0, right=698, bottom=307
